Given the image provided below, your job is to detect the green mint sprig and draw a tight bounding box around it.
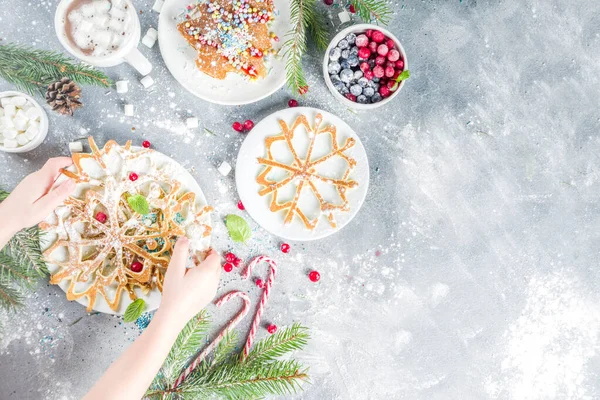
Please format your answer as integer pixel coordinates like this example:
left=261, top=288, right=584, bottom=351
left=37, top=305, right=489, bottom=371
left=128, top=194, right=150, bottom=215
left=226, top=214, right=251, bottom=243
left=391, top=70, right=411, bottom=91
left=123, top=298, right=146, bottom=323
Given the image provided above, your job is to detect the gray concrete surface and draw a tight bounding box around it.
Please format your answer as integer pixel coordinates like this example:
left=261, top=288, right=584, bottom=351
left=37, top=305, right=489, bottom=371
left=2, top=0, right=600, bottom=399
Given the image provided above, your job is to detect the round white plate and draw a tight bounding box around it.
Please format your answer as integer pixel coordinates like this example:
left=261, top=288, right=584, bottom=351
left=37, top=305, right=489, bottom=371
left=236, top=107, right=369, bottom=241
left=41, top=146, right=211, bottom=315
left=158, top=0, right=290, bottom=105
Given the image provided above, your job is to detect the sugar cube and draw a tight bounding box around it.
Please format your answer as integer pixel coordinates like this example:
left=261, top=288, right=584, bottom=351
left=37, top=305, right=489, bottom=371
left=124, top=104, right=134, bottom=116
left=4, top=104, right=16, bottom=117
left=338, top=10, right=351, bottom=23
left=142, top=34, right=157, bottom=48
left=25, top=107, right=40, bottom=121
left=69, top=141, right=84, bottom=153
left=146, top=28, right=158, bottom=40
left=3, top=138, right=17, bottom=148
left=140, top=75, right=154, bottom=88
left=217, top=161, right=232, bottom=176
left=186, top=117, right=199, bottom=129
left=16, top=133, right=29, bottom=146
left=116, top=80, right=129, bottom=93
left=152, top=0, right=164, bottom=13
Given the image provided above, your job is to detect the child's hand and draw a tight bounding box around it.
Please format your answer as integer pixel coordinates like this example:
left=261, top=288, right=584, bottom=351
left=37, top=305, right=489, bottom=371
left=158, top=237, right=222, bottom=327
left=0, top=157, right=76, bottom=235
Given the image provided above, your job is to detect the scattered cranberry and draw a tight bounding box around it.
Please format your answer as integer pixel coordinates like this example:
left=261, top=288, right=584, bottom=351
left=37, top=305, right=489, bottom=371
left=373, top=65, right=385, bottom=78
left=237, top=200, right=245, bottom=210
left=386, top=39, right=395, bottom=49
left=223, top=262, right=234, bottom=272
left=385, top=66, right=395, bottom=78
left=129, top=172, right=138, bottom=181
left=355, top=34, right=369, bottom=47
left=267, top=324, right=277, bottom=334
left=349, top=4, right=355, bottom=13
left=358, top=47, right=371, bottom=59
left=131, top=261, right=143, bottom=273
left=288, top=99, right=298, bottom=107
left=232, top=121, right=244, bottom=132
left=225, top=252, right=236, bottom=263
left=387, top=49, right=400, bottom=62
left=243, top=120, right=255, bottom=131
left=379, top=85, right=392, bottom=98
left=308, top=270, right=321, bottom=282
left=364, top=70, right=375, bottom=80
left=280, top=243, right=291, bottom=253
left=345, top=93, right=357, bottom=102
left=365, top=29, right=373, bottom=38
left=233, top=257, right=241, bottom=267
left=95, top=212, right=107, bottom=223
left=395, top=60, right=405, bottom=70
left=368, top=41, right=378, bottom=53
left=377, top=44, right=389, bottom=56
left=323, top=0, right=333, bottom=5
left=375, top=56, right=386, bottom=65
left=256, top=278, right=264, bottom=288
left=372, top=30, right=385, bottom=43
left=142, top=140, right=151, bottom=148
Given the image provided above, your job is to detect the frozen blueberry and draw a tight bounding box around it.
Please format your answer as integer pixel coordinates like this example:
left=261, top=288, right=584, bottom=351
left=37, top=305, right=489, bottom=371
left=349, top=46, right=359, bottom=56
left=372, top=77, right=380, bottom=83
left=339, top=85, right=350, bottom=95
left=350, top=84, right=363, bottom=96
left=340, top=68, right=354, bottom=83
left=347, top=55, right=359, bottom=67
left=330, top=74, right=342, bottom=83
left=363, top=86, right=375, bottom=96
left=329, top=47, right=342, bottom=62
left=337, top=39, right=349, bottom=49
left=333, top=80, right=346, bottom=92
left=358, top=77, right=369, bottom=87
left=340, top=60, right=350, bottom=70
left=345, top=33, right=357, bottom=45
left=371, top=93, right=383, bottom=103
left=341, top=49, right=350, bottom=60
left=328, top=61, right=341, bottom=75
left=354, top=70, right=364, bottom=80
left=357, top=95, right=368, bottom=104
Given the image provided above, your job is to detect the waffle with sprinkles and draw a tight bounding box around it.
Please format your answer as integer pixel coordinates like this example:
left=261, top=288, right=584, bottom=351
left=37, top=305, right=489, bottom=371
left=178, top=0, right=276, bottom=79
left=40, top=138, right=212, bottom=313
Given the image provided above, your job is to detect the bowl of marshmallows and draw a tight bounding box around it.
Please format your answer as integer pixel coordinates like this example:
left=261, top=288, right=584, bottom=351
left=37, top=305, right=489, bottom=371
left=0, top=91, right=48, bottom=153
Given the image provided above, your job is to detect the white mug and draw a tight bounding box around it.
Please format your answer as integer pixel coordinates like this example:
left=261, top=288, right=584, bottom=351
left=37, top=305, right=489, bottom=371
left=54, top=0, right=152, bottom=76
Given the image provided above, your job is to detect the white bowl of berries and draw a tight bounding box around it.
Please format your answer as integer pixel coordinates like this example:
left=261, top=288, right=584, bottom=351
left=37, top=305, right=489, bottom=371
left=323, top=24, right=409, bottom=109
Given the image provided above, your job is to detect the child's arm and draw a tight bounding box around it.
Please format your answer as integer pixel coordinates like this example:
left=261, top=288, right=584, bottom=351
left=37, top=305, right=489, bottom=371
left=0, top=157, right=75, bottom=250
left=83, top=237, right=222, bottom=400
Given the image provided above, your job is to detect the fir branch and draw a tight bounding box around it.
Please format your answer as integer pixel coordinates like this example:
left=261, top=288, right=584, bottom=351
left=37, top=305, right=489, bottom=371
left=0, top=277, right=24, bottom=311
left=350, top=0, right=392, bottom=24
left=242, top=323, right=310, bottom=365
left=0, top=43, right=112, bottom=96
left=306, top=4, right=329, bottom=51
left=284, top=0, right=311, bottom=94
left=8, top=227, right=48, bottom=276
left=0, top=189, right=9, bottom=202
left=0, top=252, right=37, bottom=287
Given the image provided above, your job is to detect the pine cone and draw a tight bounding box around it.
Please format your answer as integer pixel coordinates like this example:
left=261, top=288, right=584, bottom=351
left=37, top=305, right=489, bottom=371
left=45, top=78, right=83, bottom=116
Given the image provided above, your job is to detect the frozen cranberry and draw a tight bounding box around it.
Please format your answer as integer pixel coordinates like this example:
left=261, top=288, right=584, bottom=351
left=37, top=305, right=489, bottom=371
left=387, top=80, right=398, bottom=90
left=323, top=0, right=333, bottom=5
left=380, top=78, right=388, bottom=87
left=349, top=4, right=355, bottom=13
left=267, top=324, right=277, bottom=334
left=395, top=60, right=405, bottom=70
left=372, top=30, right=385, bottom=43
left=365, top=29, right=373, bottom=38
left=375, top=56, right=386, bottom=65
left=233, top=257, right=241, bottom=267
left=142, top=140, right=151, bottom=148
left=255, top=278, right=264, bottom=288
left=377, top=44, right=389, bottom=56
left=385, top=66, right=395, bottom=77
left=355, top=34, right=369, bottom=47
left=308, top=270, right=321, bottom=282
left=131, top=261, right=143, bottom=273
left=358, top=47, right=371, bottom=59
left=232, top=121, right=244, bottom=132
left=223, top=263, right=234, bottom=272
left=237, top=200, right=245, bottom=210
left=243, top=120, right=254, bottom=131
left=345, top=93, right=357, bottom=102
left=225, top=252, right=236, bottom=263
left=288, top=99, right=298, bottom=107
left=373, top=65, right=385, bottom=78
left=364, top=70, right=375, bottom=80
left=280, top=243, right=291, bottom=253
left=386, top=39, right=395, bottom=49
left=379, top=85, right=391, bottom=98
left=368, top=41, right=378, bottom=54
left=387, top=49, right=400, bottom=62
left=129, top=172, right=138, bottom=181
left=360, top=62, right=371, bottom=73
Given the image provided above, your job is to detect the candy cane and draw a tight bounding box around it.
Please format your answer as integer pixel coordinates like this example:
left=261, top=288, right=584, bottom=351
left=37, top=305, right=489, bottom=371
left=241, top=255, right=278, bottom=359
left=172, top=290, right=251, bottom=388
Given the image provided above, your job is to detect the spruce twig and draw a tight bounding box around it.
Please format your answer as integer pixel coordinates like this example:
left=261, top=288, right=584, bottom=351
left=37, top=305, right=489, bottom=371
left=350, top=0, right=392, bottom=24
left=284, top=0, right=311, bottom=94
left=0, top=43, right=112, bottom=96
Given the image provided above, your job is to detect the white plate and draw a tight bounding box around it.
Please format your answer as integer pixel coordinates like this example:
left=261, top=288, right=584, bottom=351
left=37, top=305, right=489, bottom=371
left=158, top=0, right=290, bottom=105
left=236, top=107, right=369, bottom=241
left=41, top=145, right=211, bottom=315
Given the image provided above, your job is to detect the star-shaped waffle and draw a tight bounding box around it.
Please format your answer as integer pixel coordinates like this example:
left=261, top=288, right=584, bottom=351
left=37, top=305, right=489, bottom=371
left=40, top=137, right=212, bottom=312
left=256, top=113, right=358, bottom=230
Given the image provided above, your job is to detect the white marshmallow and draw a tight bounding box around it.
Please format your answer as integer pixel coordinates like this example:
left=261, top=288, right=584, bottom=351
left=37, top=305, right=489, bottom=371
left=68, top=10, right=83, bottom=24
left=96, top=30, right=113, bottom=47
left=3, top=116, right=14, bottom=128
left=80, top=3, right=95, bottom=17
left=4, top=129, right=18, bottom=139
left=16, top=134, right=29, bottom=146
left=92, top=13, right=109, bottom=27
left=109, top=6, right=126, bottom=19
left=142, top=34, right=156, bottom=48
left=186, top=117, right=199, bottom=128
left=217, top=161, right=232, bottom=176
left=146, top=28, right=158, bottom=40
left=25, top=107, right=40, bottom=121
left=25, top=124, right=39, bottom=139
left=14, top=109, right=26, bottom=120
left=1, top=97, right=13, bottom=107
left=13, top=118, right=28, bottom=131
left=124, top=104, right=134, bottom=116
left=11, top=97, right=27, bottom=107
left=4, top=104, right=16, bottom=117
left=108, top=18, right=124, bottom=32
left=152, top=0, right=164, bottom=13
left=0, top=108, right=4, bottom=118
left=3, top=138, right=17, bottom=148
left=94, top=0, right=111, bottom=13
left=69, top=141, right=84, bottom=153
left=338, top=10, right=351, bottom=23
left=140, top=75, right=154, bottom=88
left=116, top=80, right=129, bottom=93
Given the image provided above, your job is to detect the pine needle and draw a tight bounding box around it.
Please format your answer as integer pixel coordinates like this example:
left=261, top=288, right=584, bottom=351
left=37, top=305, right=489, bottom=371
left=284, top=0, right=311, bottom=94
left=350, top=0, right=392, bottom=24
left=0, top=252, right=36, bottom=287
left=243, top=322, right=310, bottom=365
left=0, top=278, right=24, bottom=310
left=0, top=43, right=112, bottom=96
left=8, top=227, right=48, bottom=276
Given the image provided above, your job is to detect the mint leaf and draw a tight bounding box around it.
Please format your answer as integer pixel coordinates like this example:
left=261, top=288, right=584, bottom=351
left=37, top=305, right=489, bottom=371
left=128, top=194, right=150, bottom=215
left=123, top=298, right=145, bottom=322
left=225, top=214, right=251, bottom=243
left=391, top=70, right=411, bottom=91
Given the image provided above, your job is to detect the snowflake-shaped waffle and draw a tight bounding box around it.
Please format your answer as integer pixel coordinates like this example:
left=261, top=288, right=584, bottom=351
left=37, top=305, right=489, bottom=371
left=256, top=113, right=358, bottom=230
left=40, top=137, right=212, bottom=312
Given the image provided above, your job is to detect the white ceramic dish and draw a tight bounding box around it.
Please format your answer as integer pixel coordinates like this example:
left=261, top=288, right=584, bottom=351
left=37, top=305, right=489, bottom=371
left=236, top=107, right=369, bottom=241
left=158, top=0, right=290, bottom=105
left=323, top=24, right=408, bottom=110
left=0, top=91, right=48, bottom=153
left=41, top=145, right=212, bottom=315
